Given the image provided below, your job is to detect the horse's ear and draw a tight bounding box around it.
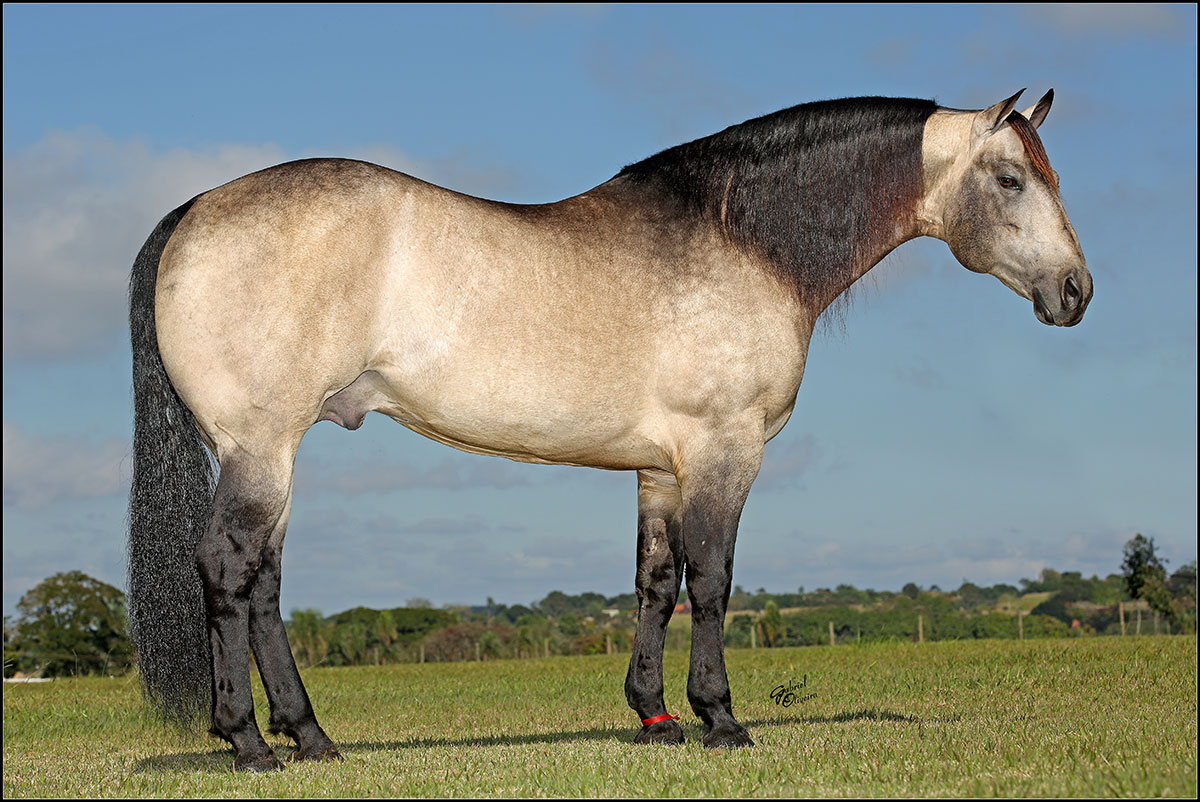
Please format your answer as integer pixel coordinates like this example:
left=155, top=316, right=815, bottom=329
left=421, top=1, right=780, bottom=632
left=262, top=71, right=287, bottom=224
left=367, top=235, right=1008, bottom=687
left=1019, top=89, right=1054, bottom=129
left=973, top=89, right=1025, bottom=141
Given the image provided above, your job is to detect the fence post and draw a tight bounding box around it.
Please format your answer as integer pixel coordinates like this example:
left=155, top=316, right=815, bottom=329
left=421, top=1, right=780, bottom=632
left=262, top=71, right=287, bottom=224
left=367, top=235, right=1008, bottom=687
left=606, top=633, right=613, bottom=655
left=828, top=620, right=835, bottom=647
left=918, top=614, right=924, bottom=643
left=1018, top=611, right=1024, bottom=641
left=750, top=625, right=756, bottom=649
left=544, top=637, right=550, bottom=658
left=476, top=641, right=481, bottom=662
left=1137, top=606, right=1141, bottom=635
left=1119, top=601, right=1126, bottom=636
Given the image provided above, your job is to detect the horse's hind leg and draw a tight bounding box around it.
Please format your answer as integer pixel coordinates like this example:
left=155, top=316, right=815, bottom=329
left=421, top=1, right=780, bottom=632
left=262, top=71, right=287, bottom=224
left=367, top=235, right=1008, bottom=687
left=625, top=470, right=685, bottom=745
left=196, top=449, right=294, bottom=772
left=248, top=498, right=341, bottom=763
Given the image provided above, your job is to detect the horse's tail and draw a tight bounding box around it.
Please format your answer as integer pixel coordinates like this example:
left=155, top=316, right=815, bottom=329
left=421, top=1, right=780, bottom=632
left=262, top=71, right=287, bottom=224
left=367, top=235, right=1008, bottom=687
left=127, top=195, right=214, bottom=727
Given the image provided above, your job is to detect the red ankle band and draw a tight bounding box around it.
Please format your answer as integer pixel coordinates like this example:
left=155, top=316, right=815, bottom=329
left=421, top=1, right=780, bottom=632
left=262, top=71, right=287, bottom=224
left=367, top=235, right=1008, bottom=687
left=641, top=713, right=680, bottom=726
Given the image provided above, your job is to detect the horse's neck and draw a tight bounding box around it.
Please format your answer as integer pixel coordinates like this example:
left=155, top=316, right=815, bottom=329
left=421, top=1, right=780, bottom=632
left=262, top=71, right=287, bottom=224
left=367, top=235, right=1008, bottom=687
left=803, top=212, right=923, bottom=320
left=590, top=151, right=924, bottom=318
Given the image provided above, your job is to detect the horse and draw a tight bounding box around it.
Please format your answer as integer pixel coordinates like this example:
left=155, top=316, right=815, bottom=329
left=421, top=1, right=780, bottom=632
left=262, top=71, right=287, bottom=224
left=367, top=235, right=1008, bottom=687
left=127, top=89, right=1090, bottom=771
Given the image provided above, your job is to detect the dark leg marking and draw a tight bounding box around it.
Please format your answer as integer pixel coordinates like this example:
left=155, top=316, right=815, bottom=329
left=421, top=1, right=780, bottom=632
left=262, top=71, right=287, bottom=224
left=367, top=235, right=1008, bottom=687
left=625, top=473, right=687, bottom=744
left=196, top=459, right=288, bottom=772
left=681, top=460, right=758, bottom=749
left=249, top=543, right=342, bottom=763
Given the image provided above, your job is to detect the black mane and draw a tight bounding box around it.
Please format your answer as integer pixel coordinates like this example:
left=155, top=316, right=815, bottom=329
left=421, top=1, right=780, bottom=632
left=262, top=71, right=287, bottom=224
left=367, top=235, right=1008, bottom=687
left=616, top=97, right=938, bottom=308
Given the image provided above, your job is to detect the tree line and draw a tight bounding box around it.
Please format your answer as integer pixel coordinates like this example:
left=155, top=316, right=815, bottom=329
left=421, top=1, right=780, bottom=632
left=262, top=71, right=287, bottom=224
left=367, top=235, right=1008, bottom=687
left=4, top=534, right=1195, bottom=677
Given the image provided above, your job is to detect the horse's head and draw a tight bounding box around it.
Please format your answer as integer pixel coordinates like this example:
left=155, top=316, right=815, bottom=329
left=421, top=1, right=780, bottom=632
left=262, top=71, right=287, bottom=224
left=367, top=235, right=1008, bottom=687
left=922, top=89, right=1091, bottom=326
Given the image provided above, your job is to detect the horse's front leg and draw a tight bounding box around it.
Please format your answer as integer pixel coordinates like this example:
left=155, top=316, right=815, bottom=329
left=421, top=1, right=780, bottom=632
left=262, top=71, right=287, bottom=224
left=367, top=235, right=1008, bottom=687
left=196, top=454, right=289, bottom=772
left=248, top=517, right=341, bottom=764
left=679, top=433, right=762, bottom=748
left=625, top=470, right=686, bottom=744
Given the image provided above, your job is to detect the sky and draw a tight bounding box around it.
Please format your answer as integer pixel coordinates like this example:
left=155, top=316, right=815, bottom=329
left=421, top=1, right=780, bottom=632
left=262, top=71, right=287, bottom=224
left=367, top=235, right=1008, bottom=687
left=2, top=4, right=1196, bottom=618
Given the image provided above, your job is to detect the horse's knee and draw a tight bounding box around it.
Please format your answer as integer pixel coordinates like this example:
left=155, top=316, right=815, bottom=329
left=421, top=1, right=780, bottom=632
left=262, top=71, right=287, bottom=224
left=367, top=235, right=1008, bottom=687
left=636, top=518, right=679, bottom=599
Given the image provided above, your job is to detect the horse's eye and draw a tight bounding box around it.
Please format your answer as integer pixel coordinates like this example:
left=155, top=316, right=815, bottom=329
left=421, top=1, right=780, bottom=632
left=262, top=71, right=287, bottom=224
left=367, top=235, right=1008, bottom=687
left=998, top=175, right=1022, bottom=191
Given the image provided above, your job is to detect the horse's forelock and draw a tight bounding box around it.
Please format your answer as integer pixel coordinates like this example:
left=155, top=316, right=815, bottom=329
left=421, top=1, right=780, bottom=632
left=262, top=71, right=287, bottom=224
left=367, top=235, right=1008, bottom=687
left=1005, top=112, right=1059, bottom=192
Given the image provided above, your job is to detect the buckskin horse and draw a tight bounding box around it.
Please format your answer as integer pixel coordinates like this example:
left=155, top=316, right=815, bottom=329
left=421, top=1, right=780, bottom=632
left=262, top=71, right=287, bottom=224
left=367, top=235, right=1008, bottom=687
left=128, top=89, right=1090, bottom=770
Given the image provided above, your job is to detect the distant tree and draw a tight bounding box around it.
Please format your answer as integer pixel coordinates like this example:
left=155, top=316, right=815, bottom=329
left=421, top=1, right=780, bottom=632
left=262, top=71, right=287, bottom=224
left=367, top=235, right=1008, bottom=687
left=990, top=583, right=1020, bottom=599
left=1168, top=562, right=1197, bottom=598
left=6, top=571, right=132, bottom=677
left=833, top=584, right=867, bottom=605
left=372, top=609, right=398, bottom=664
left=604, top=592, right=639, bottom=612
left=423, top=621, right=488, bottom=662
left=758, top=601, right=784, bottom=647
left=577, top=592, right=608, bottom=617
left=1166, top=562, right=1197, bottom=632
left=499, top=604, right=534, bottom=624
left=1121, top=535, right=1195, bottom=631
left=557, top=612, right=582, bottom=638
left=1039, top=568, right=1062, bottom=590
left=1020, top=568, right=1063, bottom=594
left=1030, top=594, right=1073, bottom=624
left=728, top=585, right=751, bottom=612
left=749, top=589, right=772, bottom=612
left=330, top=620, right=369, bottom=666
left=901, top=583, right=920, bottom=600
left=286, top=608, right=330, bottom=668
left=478, top=629, right=502, bottom=659
left=1122, top=535, right=1167, bottom=602
left=955, top=582, right=985, bottom=610
left=538, top=591, right=573, bottom=618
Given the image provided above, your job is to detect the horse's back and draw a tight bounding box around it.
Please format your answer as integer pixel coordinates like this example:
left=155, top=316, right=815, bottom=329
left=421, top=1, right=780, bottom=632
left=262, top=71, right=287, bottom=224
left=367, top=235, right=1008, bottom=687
left=154, top=158, right=807, bottom=468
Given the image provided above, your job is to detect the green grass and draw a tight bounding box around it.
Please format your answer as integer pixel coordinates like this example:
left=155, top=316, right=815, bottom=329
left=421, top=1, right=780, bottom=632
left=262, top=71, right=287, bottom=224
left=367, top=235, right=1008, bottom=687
left=3, top=637, right=1196, bottom=797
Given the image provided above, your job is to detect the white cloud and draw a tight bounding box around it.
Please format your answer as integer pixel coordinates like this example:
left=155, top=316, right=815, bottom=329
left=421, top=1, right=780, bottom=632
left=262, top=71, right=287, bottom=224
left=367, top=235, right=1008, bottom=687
left=2, top=128, right=289, bottom=359
left=2, top=129, right=538, bottom=361
left=1023, top=4, right=1184, bottom=37
left=2, top=421, right=128, bottom=510
left=731, top=525, right=1157, bottom=596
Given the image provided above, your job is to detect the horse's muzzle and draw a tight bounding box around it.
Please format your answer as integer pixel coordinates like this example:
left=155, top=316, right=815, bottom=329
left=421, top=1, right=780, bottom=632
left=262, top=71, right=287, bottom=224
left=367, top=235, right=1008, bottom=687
left=1034, top=268, right=1092, bottom=327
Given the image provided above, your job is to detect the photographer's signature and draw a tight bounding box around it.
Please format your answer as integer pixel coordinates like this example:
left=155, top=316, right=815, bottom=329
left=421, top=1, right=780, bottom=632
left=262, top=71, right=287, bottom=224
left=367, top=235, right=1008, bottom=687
left=770, top=674, right=817, bottom=707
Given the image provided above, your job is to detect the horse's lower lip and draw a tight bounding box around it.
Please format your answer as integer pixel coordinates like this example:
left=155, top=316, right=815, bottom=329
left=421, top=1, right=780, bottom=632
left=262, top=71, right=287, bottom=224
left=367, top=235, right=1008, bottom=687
left=1032, top=288, right=1053, bottom=324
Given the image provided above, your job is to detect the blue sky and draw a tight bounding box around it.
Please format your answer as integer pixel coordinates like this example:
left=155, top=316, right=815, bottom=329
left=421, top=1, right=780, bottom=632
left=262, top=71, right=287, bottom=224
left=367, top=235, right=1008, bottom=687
left=3, top=4, right=1196, bottom=617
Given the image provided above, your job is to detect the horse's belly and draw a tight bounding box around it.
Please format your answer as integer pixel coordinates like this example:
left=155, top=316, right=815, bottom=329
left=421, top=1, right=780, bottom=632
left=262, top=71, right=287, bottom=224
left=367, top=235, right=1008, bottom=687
left=395, top=414, right=662, bottom=470
left=322, top=365, right=666, bottom=471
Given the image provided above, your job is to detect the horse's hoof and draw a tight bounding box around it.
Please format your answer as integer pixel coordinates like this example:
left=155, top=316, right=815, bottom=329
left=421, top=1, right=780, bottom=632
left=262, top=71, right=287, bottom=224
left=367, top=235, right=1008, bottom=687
left=290, top=744, right=344, bottom=763
left=702, top=723, right=754, bottom=749
left=233, top=751, right=285, bottom=772
left=634, top=719, right=685, bottom=745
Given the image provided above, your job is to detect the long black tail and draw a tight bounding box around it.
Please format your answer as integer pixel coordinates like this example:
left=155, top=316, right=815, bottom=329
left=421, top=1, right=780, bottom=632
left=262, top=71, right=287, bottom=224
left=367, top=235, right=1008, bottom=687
left=127, top=196, right=214, bottom=726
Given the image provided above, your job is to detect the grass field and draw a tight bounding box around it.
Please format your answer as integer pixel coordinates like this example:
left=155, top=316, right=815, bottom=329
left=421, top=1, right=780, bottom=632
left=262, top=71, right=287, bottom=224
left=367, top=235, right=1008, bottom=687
left=3, top=636, right=1196, bottom=797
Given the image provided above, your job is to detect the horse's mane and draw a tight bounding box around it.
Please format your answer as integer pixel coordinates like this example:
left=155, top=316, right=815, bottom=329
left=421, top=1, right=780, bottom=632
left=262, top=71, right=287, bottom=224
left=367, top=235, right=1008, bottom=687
left=616, top=97, right=938, bottom=309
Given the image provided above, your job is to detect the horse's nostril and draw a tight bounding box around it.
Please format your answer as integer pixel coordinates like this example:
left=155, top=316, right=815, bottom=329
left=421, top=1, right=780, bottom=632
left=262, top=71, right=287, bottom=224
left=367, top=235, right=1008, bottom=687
left=1063, top=274, right=1081, bottom=309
